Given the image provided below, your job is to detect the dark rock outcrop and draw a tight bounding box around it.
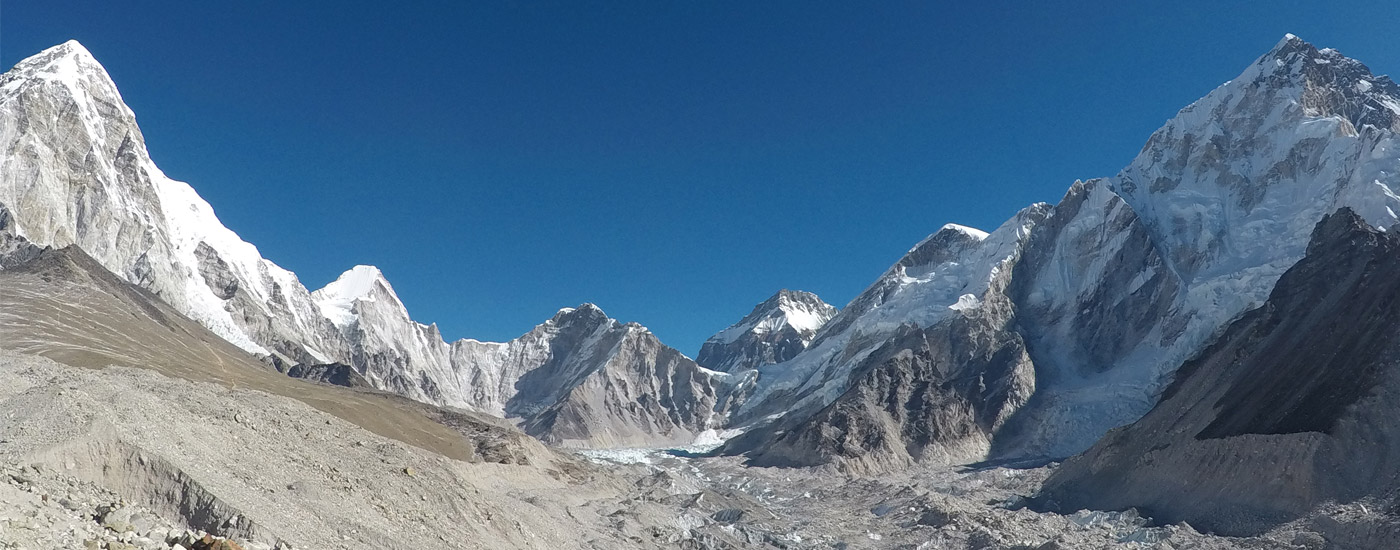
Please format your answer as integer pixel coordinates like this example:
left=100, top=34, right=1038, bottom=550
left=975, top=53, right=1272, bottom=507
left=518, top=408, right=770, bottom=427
left=193, top=242, right=239, bottom=300
left=283, top=362, right=372, bottom=389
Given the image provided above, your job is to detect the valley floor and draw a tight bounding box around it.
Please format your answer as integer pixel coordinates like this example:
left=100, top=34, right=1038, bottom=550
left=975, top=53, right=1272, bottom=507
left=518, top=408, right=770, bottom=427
left=0, top=349, right=1361, bottom=549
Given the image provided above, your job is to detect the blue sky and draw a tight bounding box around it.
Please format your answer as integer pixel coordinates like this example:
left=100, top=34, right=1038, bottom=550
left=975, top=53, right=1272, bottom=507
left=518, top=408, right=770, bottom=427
left=5, top=1, right=1400, bottom=354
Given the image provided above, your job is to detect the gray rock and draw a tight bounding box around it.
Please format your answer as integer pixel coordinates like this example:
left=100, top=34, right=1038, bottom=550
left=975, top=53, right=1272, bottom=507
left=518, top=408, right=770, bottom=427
left=710, top=509, right=744, bottom=523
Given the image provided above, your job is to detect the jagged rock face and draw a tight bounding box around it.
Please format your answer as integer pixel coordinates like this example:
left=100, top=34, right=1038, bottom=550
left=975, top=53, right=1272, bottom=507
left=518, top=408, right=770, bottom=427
left=289, top=267, right=730, bottom=448
left=0, top=206, right=45, bottom=270
left=740, top=269, right=1035, bottom=473
left=736, top=210, right=1048, bottom=423
left=305, top=270, right=728, bottom=445
left=280, top=362, right=371, bottom=389
left=990, top=178, right=1184, bottom=458
left=311, top=265, right=455, bottom=404
left=720, top=207, right=1048, bottom=469
left=518, top=313, right=725, bottom=447
left=1036, top=209, right=1400, bottom=541
left=303, top=272, right=726, bottom=451
left=491, top=305, right=723, bottom=447
left=193, top=242, right=239, bottom=300
left=696, top=290, right=836, bottom=372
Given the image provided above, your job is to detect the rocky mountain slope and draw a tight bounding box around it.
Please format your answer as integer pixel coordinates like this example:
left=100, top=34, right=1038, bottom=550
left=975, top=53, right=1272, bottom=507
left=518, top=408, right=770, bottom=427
left=720, top=34, right=1400, bottom=471
left=0, top=41, right=723, bottom=449
left=721, top=213, right=1045, bottom=472
left=0, top=233, right=557, bottom=467
left=1035, top=209, right=1400, bottom=544
left=695, top=289, right=836, bottom=373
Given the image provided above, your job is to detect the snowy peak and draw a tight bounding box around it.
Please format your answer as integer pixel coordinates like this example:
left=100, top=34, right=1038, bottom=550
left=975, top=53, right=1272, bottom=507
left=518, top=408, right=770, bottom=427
left=1, top=40, right=125, bottom=118
left=549, top=302, right=612, bottom=326
left=730, top=289, right=836, bottom=341
left=1118, top=32, right=1400, bottom=284
left=0, top=40, right=298, bottom=355
left=731, top=202, right=1048, bottom=429
left=767, top=289, right=837, bottom=332
left=895, top=223, right=993, bottom=279
left=4, top=40, right=105, bottom=85
left=312, top=265, right=403, bottom=329
left=1253, top=33, right=1400, bottom=131
left=696, top=289, right=837, bottom=372
left=997, top=34, right=1400, bottom=458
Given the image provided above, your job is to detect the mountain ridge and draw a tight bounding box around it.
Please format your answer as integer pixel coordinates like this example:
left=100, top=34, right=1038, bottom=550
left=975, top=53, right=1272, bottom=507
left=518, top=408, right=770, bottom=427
left=8, top=33, right=1400, bottom=466
left=0, top=39, right=726, bottom=449
left=718, top=32, right=1400, bottom=470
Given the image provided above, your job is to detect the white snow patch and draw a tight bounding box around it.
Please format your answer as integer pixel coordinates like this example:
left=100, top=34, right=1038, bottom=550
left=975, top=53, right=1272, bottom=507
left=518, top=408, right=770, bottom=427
left=679, top=428, right=747, bottom=454
left=941, top=223, right=990, bottom=241
left=948, top=293, right=981, bottom=311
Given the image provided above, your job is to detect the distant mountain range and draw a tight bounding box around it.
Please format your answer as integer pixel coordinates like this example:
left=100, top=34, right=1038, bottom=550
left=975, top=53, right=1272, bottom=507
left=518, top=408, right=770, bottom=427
left=10, top=37, right=1400, bottom=539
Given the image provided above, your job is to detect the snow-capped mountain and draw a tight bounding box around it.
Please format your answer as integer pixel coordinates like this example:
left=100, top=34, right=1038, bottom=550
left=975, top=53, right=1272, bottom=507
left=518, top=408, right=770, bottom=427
left=721, top=211, right=1047, bottom=471
left=9, top=34, right=1400, bottom=467
left=0, top=40, right=344, bottom=363
left=1000, top=33, right=1400, bottom=457
left=695, top=290, right=837, bottom=372
left=302, top=264, right=726, bottom=446
left=723, top=34, right=1400, bottom=469
left=0, top=41, right=722, bottom=448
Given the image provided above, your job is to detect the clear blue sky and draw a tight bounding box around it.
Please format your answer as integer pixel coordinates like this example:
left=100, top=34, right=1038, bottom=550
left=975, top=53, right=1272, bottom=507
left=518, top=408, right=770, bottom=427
left=5, top=2, right=1400, bottom=354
